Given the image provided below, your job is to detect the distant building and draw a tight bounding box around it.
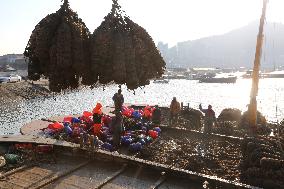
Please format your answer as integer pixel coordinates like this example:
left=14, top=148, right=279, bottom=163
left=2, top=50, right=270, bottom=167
left=191, top=67, right=220, bottom=74
left=0, top=54, right=24, bottom=63
left=0, top=65, right=16, bottom=72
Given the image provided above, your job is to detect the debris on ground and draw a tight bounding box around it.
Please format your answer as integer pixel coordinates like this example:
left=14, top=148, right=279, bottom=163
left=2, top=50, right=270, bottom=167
left=140, top=133, right=242, bottom=182
left=0, top=143, right=55, bottom=174
left=240, top=136, right=284, bottom=188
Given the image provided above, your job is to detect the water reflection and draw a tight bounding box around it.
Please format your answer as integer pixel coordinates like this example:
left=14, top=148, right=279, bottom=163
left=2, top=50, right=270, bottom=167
left=1, top=78, right=284, bottom=134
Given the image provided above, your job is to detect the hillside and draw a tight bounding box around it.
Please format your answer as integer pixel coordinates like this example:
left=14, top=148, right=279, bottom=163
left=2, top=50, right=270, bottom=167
left=158, top=21, right=284, bottom=68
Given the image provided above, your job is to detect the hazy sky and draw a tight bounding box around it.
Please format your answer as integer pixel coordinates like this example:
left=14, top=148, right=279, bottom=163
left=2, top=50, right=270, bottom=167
left=0, top=0, right=284, bottom=55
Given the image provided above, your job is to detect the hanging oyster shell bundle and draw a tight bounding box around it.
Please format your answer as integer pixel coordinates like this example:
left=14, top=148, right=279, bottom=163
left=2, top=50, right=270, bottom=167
left=24, top=0, right=91, bottom=92
left=24, top=0, right=165, bottom=92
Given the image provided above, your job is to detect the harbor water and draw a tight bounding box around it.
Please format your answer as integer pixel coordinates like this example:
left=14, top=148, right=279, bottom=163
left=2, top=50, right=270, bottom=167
left=1, top=78, right=284, bottom=135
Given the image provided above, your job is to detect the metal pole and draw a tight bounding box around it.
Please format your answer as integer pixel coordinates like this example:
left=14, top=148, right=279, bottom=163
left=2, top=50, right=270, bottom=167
left=249, top=0, right=268, bottom=131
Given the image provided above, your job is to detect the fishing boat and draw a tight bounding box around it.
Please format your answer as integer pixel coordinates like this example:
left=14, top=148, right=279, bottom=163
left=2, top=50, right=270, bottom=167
left=199, top=74, right=237, bottom=83
left=242, top=70, right=254, bottom=78
left=0, top=103, right=282, bottom=189
left=0, top=123, right=256, bottom=189
left=4, top=103, right=282, bottom=189
left=153, top=79, right=169, bottom=84
left=242, top=70, right=284, bottom=79
left=262, top=70, right=284, bottom=78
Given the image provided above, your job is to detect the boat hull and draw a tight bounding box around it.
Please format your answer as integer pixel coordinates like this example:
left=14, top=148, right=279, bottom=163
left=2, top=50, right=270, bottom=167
left=262, top=74, right=284, bottom=78
left=153, top=79, right=169, bottom=83
left=199, top=77, right=237, bottom=83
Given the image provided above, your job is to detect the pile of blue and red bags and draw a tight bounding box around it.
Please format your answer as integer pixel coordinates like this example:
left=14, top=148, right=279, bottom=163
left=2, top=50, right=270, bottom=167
left=43, top=103, right=162, bottom=152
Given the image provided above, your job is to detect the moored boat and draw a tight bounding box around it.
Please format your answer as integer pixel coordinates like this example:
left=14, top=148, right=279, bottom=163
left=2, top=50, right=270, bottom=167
left=199, top=76, right=237, bottom=83
left=153, top=79, right=169, bottom=83
left=0, top=134, right=255, bottom=189
left=262, top=70, right=284, bottom=78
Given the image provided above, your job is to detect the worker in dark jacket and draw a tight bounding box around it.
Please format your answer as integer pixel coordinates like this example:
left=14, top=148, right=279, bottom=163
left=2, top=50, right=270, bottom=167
left=152, top=105, right=162, bottom=125
left=112, top=89, right=124, bottom=113
left=199, top=104, right=217, bottom=134
left=111, top=112, right=124, bottom=149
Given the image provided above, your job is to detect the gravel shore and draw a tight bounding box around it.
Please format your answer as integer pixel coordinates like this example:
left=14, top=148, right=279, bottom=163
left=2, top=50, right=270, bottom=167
left=0, top=80, right=50, bottom=105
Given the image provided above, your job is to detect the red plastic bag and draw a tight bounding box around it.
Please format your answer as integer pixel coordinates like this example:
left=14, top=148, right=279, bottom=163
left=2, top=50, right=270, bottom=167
left=129, top=108, right=135, bottom=114
left=148, top=130, right=158, bottom=139
left=138, top=109, right=144, bottom=115
left=143, top=106, right=152, bottom=118
left=80, top=116, right=92, bottom=123
left=63, top=116, right=73, bottom=123
left=102, top=115, right=111, bottom=125
left=48, top=122, right=63, bottom=130
left=93, top=123, right=102, bottom=135
left=72, top=127, right=81, bottom=137
left=92, top=103, right=103, bottom=114
left=122, top=106, right=129, bottom=116
left=83, top=111, right=93, bottom=118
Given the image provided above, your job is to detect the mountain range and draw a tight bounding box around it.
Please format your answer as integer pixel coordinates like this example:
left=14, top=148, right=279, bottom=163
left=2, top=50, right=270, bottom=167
left=157, top=21, right=284, bottom=69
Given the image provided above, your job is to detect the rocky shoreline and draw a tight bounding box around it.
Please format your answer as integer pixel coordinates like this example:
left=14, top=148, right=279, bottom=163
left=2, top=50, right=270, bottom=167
left=0, top=80, right=50, bottom=105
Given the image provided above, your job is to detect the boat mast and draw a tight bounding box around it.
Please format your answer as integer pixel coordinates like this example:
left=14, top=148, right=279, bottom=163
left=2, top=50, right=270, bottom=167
left=249, top=0, right=268, bottom=131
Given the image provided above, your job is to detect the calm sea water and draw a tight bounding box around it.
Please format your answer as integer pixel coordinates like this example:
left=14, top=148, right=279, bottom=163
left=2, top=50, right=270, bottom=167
left=1, top=78, right=284, bottom=135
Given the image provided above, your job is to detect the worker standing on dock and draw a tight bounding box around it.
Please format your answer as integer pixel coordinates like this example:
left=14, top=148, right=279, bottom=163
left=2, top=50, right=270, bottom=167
left=152, top=105, right=162, bottom=125
left=199, top=104, right=217, bottom=134
left=112, top=89, right=124, bottom=113
left=111, top=111, right=124, bottom=149
left=92, top=103, right=103, bottom=137
left=169, top=97, right=181, bottom=125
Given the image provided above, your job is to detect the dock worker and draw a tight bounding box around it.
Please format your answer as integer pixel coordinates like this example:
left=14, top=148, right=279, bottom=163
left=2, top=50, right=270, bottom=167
left=112, top=89, right=124, bottom=113
left=152, top=105, right=162, bottom=125
left=92, top=103, right=103, bottom=137
left=111, top=111, right=124, bottom=149
left=169, top=97, right=181, bottom=125
left=199, top=104, right=217, bottom=134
